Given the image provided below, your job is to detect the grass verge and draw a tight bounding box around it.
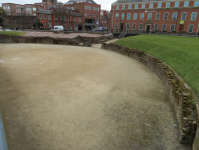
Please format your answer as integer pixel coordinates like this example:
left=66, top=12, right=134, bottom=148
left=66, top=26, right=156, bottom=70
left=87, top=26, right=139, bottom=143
left=0, top=31, right=25, bottom=36
left=115, top=35, right=199, bottom=97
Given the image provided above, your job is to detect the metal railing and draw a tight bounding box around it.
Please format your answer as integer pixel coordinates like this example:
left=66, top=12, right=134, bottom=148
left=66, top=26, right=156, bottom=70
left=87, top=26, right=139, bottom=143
left=0, top=112, right=8, bottom=150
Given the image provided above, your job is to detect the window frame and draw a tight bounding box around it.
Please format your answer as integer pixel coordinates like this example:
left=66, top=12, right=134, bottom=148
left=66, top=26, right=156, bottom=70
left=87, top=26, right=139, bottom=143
left=135, top=4, right=138, bottom=9
left=115, top=23, right=118, bottom=29
left=126, top=23, right=130, bottom=29
left=194, top=1, right=199, bottom=7
left=128, top=4, right=131, bottom=9
left=175, top=2, right=179, bottom=7
left=140, top=13, right=144, bottom=20
left=121, top=13, right=124, bottom=20
left=139, top=23, right=143, bottom=30
left=188, top=24, right=194, bottom=32
left=149, top=3, right=153, bottom=8
left=181, top=12, right=187, bottom=20
left=158, top=3, right=162, bottom=8
left=133, top=13, right=137, bottom=20
left=142, top=4, right=145, bottom=9
left=184, top=1, right=189, bottom=7
left=115, top=13, right=119, bottom=20
left=122, top=5, right=125, bottom=9
left=164, top=12, right=169, bottom=20
left=190, top=12, right=197, bottom=20
left=162, top=24, right=167, bottom=31
left=166, top=2, right=170, bottom=8
left=148, top=13, right=152, bottom=20
left=116, top=5, right=119, bottom=9
left=132, top=23, right=136, bottom=30
left=127, top=13, right=131, bottom=20
left=155, top=13, right=160, bottom=20
left=172, top=12, right=178, bottom=20
left=170, top=24, right=175, bottom=31
left=154, top=24, right=159, bottom=31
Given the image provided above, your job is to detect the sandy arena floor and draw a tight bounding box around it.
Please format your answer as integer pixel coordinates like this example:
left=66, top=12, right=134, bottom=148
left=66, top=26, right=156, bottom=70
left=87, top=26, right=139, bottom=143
left=0, top=44, right=191, bottom=150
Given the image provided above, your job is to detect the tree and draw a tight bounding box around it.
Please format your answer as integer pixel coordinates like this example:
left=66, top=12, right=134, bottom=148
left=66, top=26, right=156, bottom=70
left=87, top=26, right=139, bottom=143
left=0, top=7, right=6, bottom=15
left=53, top=5, right=70, bottom=28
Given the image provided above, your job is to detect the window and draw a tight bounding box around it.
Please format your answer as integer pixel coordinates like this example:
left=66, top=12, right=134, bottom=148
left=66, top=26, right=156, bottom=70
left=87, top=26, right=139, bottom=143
left=122, top=5, right=125, bottom=9
left=48, top=22, right=51, bottom=28
left=105, top=21, right=106, bottom=23
left=44, top=15, right=46, bottom=20
left=162, top=24, right=166, bottom=31
left=26, top=7, right=31, bottom=11
left=150, top=3, right=153, bottom=8
left=156, top=13, right=160, bottom=20
left=60, top=16, right=62, bottom=20
left=194, top=1, right=199, bottom=6
left=175, top=2, right=179, bottom=7
left=89, top=13, right=91, bottom=17
left=55, top=22, right=58, bottom=26
left=135, top=4, right=138, bottom=9
left=184, top=1, right=189, bottom=7
left=166, top=2, right=170, bottom=8
left=93, top=14, right=95, bottom=17
left=85, top=6, right=92, bottom=10
left=127, top=13, right=131, bottom=20
left=133, top=13, right=137, bottom=20
left=140, top=13, right=144, bottom=20
left=139, top=24, right=143, bottom=30
left=154, top=24, right=158, bottom=31
left=181, top=12, right=187, bottom=20
left=126, top=23, right=130, bottom=29
left=128, top=4, right=131, bottom=9
left=133, top=23, right=136, bottom=30
left=148, top=13, right=152, bottom=20
left=39, top=14, right=42, bottom=19
left=102, top=20, right=103, bottom=23
left=142, top=4, right=145, bottom=8
left=158, top=3, right=161, bottom=8
left=188, top=25, right=194, bottom=32
left=170, top=24, right=175, bottom=31
left=115, top=23, right=118, bottom=29
left=78, top=17, right=81, bottom=22
left=115, top=13, right=119, bottom=20
left=64, top=16, right=66, bottom=21
left=85, top=13, right=87, bottom=17
left=33, top=7, right=36, bottom=11
left=17, top=7, right=20, bottom=11
left=26, top=13, right=31, bottom=16
left=116, top=5, right=119, bottom=9
left=68, top=16, right=71, bottom=21
left=191, top=12, right=197, bottom=20
left=48, top=15, right=51, bottom=20
left=74, top=17, right=76, bottom=21
left=164, top=13, right=169, bottom=20
left=97, top=15, right=99, bottom=21
left=172, top=12, right=177, bottom=20
left=121, top=13, right=124, bottom=20
left=93, top=7, right=99, bottom=11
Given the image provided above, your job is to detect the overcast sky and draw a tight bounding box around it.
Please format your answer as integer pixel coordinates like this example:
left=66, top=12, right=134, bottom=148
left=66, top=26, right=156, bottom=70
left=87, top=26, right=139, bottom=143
left=0, top=0, right=115, bottom=10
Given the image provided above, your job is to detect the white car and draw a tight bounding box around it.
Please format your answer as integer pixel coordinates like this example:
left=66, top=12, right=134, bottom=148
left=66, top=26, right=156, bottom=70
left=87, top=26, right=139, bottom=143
left=0, top=26, right=2, bottom=30
left=51, top=26, right=63, bottom=31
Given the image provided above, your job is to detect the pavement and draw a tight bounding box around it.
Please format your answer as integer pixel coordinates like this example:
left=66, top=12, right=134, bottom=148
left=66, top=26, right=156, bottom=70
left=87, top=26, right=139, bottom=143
left=23, top=31, right=111, bottom=39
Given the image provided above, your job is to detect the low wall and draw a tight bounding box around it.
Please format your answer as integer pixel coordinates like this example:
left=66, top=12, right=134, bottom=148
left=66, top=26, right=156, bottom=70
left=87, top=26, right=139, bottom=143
left=0, top=34, right=113, bottom=46
left=101, top=43, right=199, bottom=149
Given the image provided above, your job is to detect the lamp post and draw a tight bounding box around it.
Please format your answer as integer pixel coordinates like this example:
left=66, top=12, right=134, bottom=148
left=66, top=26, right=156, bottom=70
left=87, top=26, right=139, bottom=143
left=112, top=5, right=115, bottom=31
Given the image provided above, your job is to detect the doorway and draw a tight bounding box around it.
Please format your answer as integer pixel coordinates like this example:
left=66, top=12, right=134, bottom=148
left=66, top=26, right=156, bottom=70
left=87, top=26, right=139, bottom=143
left=78, top=25, right=82, bottom=31
left=146, top=25, right=150, bottom=33
left=120, top=23, right=123, bottom=31
left=179, top=24, right=184, bottom=32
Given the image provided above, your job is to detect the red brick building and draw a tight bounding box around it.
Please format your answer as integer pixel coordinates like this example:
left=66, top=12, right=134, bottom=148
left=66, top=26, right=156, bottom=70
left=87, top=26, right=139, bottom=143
left=100, top=10, right=111, bottom=30
left=111, top=0, right=199, bottom=33
left=65, top=0, right=101, bottom=30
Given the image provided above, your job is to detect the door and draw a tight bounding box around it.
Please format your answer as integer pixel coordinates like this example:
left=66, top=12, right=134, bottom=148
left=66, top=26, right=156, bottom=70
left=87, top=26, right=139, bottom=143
left=120, top=23, right=123, bottom=31
left=179, top=24, right=184, bottom=32
left=146, top=25, right=150, bottom=33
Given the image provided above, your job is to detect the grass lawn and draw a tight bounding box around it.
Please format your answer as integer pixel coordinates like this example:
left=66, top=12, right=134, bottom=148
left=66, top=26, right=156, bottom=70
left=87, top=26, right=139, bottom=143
left=115, top=35, right=199, bottom=97
left=0, top=31, right=25, bottom=36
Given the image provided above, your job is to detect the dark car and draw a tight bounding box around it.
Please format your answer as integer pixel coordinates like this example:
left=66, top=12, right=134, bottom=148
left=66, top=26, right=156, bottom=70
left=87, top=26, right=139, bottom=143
left=64, top=29, right=71, bottom=31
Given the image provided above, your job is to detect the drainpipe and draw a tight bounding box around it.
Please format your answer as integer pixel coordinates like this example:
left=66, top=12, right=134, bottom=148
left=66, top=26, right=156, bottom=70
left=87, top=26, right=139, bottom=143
left=0, top=112, right=8, bottom=150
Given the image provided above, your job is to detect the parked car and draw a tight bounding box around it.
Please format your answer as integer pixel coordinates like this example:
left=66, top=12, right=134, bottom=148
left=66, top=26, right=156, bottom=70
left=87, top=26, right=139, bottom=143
left=0, top=26, right=2, bottom=30
left=51, top=26, right=64, bottom=31
left=64, top=28, right=71, bottom=31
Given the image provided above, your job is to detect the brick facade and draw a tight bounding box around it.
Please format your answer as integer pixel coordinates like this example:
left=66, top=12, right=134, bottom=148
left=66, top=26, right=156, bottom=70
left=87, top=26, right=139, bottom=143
left=100, top=10, right=111, bottom=30
left=111, top=0, right=199, bottom=33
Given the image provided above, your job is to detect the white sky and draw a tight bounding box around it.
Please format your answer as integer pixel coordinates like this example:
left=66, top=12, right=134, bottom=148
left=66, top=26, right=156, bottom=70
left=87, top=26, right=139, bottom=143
left=0, top=0, right=115, bottom=10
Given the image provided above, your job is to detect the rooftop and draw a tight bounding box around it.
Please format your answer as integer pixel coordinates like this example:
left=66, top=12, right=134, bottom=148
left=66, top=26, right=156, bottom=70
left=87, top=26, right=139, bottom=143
left=112, top=0, right=190, bottom=4
left=66, top=0, right=97, bottom=4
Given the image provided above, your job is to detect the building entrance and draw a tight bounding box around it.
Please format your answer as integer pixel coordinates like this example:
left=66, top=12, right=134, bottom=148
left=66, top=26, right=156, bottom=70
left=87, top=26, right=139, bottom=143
left=179, top=24, right=184, bottom=32
left=120, top=23, right=123, bottom=31
left=146, top=25, right=150, bottom=33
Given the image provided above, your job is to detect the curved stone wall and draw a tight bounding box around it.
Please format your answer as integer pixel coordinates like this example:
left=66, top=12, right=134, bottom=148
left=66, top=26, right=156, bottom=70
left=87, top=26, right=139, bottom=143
left=101, top=42, right=199, bottom=149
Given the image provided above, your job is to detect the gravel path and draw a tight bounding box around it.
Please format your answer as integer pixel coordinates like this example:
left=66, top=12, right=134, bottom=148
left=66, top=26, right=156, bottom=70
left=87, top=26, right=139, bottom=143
left=0, top=44, right=191, bottom=150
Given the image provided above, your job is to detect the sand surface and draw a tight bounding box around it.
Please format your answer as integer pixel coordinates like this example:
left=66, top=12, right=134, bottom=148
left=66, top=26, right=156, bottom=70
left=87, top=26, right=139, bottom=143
left=0, top=43, right=191, bottom=150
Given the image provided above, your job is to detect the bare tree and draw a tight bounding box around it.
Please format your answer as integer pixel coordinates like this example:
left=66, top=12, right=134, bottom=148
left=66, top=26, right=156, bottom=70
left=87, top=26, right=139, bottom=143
left=53, top=5, right=70, bottom=27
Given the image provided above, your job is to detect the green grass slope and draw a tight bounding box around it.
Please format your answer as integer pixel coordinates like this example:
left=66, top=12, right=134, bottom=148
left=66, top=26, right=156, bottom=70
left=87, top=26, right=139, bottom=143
left=0, top=31, right=25, bottom=36
left=115, top=35, right=199, bottom=97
